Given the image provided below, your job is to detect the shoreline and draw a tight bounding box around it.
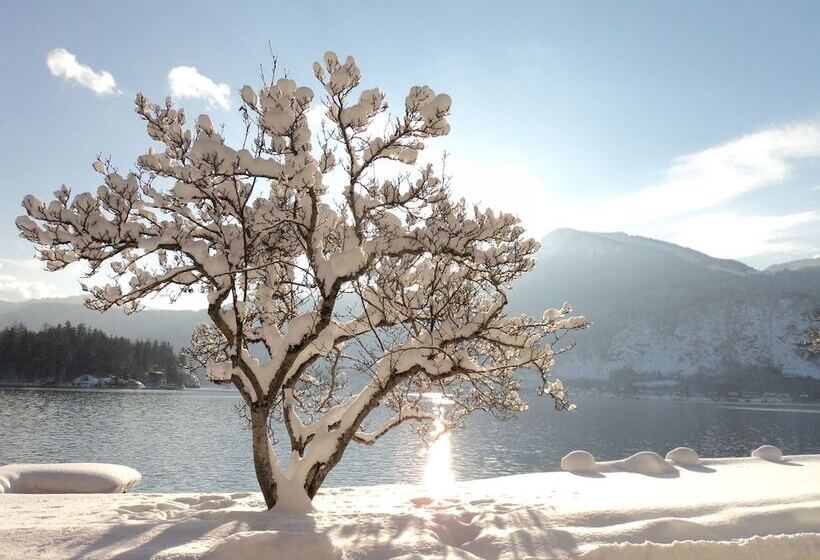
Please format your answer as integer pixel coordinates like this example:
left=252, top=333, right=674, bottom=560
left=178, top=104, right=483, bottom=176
left=5, top=384, right=820, bottom=406
left=0, top=382, right=196, bottom=391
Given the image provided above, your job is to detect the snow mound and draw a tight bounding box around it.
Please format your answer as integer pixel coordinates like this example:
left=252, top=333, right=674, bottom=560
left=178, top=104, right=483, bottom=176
left=751, top=445, right=783, bottom=461
left=561, top=450, right=599, bottom=474
left=665, top=447, right=700, bottom=466
left=0, top=463, right=141, bottom=494
left=605, top=451, right=678, bottom=476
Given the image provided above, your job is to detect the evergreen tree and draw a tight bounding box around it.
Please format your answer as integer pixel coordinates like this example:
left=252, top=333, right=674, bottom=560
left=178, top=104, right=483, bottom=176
left=0, top=323, right=181, bottom=385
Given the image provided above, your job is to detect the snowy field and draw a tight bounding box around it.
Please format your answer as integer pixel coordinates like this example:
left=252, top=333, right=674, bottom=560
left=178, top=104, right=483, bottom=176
left=1, top=453, right=819, bottom=559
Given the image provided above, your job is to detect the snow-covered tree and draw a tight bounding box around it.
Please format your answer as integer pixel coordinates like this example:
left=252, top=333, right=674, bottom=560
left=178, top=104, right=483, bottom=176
left=17, top=53, right=587, bottom=511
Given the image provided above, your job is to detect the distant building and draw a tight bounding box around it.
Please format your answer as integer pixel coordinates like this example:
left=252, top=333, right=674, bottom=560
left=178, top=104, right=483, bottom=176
left=125, top=379, right=145, bottom=389
left=182, top=372, right=201, bottom=389
left=145, top=371, right=166, bottom=388
left=71, top=374, right=99, bottom=388
left=99, top=376, right=145, bottom=389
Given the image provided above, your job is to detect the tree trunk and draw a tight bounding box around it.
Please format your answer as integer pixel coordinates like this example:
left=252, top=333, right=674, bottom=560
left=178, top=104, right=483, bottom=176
left=304, top=462, right=325, bottom=499
left=251, top=406, right=278, bottom=509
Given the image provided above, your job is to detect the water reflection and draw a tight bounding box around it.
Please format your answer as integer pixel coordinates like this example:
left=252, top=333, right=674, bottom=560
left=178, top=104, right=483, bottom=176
left=423, top=419, right=455, bottom=495
left=421, top=394, right=456, bottom=495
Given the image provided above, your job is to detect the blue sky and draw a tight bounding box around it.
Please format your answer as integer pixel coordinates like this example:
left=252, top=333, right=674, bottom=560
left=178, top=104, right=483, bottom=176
left=0, top=0, right=818, bottom=302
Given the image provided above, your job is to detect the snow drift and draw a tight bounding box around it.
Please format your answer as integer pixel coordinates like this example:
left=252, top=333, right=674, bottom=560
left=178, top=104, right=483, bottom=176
left=0, top=463, right=141, bottom=494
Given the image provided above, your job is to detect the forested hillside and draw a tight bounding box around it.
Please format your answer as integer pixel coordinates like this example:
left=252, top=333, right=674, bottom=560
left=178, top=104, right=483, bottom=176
left=0, top=323, right=182, bottom=385
left=0, top=297, right=203, bottom=351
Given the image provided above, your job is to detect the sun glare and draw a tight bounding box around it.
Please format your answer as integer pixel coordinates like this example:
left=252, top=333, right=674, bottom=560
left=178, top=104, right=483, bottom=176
left=423, top=418, right=456, bottom=496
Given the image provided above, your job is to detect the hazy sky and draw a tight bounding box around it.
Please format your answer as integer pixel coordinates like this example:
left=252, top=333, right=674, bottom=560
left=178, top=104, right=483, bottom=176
left=1, top=0, right=818, bottom=303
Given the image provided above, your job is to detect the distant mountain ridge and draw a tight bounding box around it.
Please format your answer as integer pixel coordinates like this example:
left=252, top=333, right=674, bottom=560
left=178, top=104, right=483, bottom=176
left=1, top=229, right=817, bottom=379
left=593, top=231, right=756, bottom=275
left=765, top=256, right=820, bottom=273
left=0, top=297, right=204, bottom=351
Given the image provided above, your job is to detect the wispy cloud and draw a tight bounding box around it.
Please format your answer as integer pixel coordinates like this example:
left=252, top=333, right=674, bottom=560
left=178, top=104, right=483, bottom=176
left=0, top=258, right=82, bottom=301
left=168, top=66, right=230, bottom=109
left=46, top=48, right=118, bottom=95
left=424, top=119, right=820, bottom=243
left=0, top=274, right=54, bottom=301
left=535, top=118, right=820, bottom=264
left=0, top=257, right=210, bottom=308
left=606, top=120, right=820, bottom=223
left=664, top=211, right=819, bottom=260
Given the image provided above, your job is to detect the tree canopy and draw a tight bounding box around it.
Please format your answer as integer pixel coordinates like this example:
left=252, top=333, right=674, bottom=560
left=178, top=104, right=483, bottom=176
left=18, top=52, right=587, bottom=510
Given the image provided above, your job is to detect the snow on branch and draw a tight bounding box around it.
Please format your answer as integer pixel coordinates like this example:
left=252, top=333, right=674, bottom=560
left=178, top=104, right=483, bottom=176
left=353, top=408, right=439, bottom=445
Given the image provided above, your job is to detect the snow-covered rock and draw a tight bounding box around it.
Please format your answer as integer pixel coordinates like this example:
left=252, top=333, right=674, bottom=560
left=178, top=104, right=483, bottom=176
left=560, top=450, right=599, bottom=474
left=665, top=447, right=700, bottom=466
left=0, top=463, right=141, bottom=494
left=604, top=451, right=678, bottom=476
left=751, top=445, right=783, bottom=461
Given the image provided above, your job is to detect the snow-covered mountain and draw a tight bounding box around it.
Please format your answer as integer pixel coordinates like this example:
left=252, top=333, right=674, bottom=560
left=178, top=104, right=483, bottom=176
left=509, top=229, right=820, bottom=379
left=1, top=229, right=817, bottom=379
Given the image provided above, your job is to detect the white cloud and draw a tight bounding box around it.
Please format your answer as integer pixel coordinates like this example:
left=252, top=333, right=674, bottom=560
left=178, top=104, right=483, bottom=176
left=539, top=117, right=820, bottom=266
left=0, top=258, right=84, bottom=302
left=599, top=120, right=820, bottom=226
left=663, top=211, right=819, bottom=260
left=168, top=66, right=231, bottom=109
left=0, top=257, right=212, bottom=309
left=0, top=274, right=55, bottom=302
left=46, top=48, right=119, bottom=95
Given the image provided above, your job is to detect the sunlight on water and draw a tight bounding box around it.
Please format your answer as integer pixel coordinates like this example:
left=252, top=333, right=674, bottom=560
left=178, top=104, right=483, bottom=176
left=423, top=417, right=456, bottom=496
left=3, top=389, right=820, bottom=492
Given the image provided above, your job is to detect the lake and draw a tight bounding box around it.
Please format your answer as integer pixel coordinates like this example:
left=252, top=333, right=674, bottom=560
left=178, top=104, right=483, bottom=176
left=1, top=387, right=819, bottom=492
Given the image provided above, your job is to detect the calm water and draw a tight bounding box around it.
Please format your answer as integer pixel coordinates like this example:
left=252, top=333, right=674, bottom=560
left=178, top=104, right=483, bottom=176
left=1, top=388, right=819, bottom=492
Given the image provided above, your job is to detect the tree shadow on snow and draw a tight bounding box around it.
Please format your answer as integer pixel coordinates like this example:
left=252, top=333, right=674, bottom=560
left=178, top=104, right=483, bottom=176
left=567, top=471, right=606, bottom=479
left=73, top=507, right=322, bottom=560
left=765, top=458, right=804, bottom=467
left=72, top=517, right=215, bottom=560
left=627, top=470, right=680, bottom=479
left=676, top=464, right=716, bottom=474
left=597, top=467, right=680, bottom=479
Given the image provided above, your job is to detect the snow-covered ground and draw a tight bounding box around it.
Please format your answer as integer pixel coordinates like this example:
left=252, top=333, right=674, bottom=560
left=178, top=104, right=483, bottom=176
left=1, top=453, right=819, bottom=559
